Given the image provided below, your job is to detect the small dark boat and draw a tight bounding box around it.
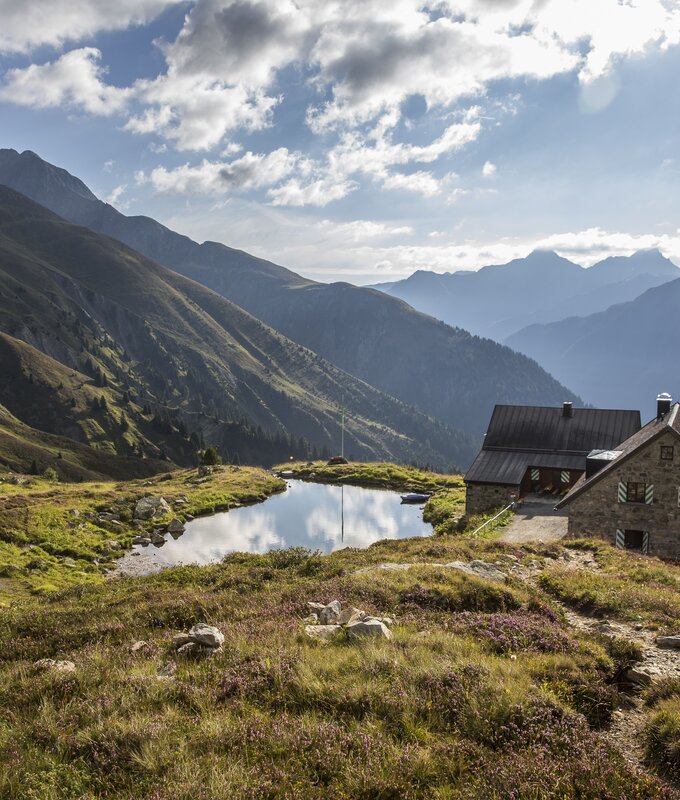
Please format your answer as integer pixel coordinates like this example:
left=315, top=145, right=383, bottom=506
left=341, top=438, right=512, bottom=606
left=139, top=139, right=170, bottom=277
left=400, top=492, right=431, bottom=504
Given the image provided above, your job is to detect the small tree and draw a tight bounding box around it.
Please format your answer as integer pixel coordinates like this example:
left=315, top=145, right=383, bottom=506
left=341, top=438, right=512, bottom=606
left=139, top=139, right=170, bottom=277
left=200, top=446, right=221, bottom=466
left=43, top=467, right=59, bottom=482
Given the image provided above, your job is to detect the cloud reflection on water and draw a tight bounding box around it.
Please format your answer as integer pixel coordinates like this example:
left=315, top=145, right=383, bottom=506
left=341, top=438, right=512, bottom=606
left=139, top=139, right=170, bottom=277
left=135, top=480, right=430, bottom=566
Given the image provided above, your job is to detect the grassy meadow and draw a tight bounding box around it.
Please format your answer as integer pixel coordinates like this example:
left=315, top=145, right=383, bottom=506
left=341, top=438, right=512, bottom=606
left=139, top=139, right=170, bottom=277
left=1, top=462, right=680, bottom=797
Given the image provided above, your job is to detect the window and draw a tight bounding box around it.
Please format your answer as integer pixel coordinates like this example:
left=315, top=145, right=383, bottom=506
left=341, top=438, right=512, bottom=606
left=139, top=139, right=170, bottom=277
left=661, top=446, right=675, bottom=460
left=626, top=482, right=647, bottom=504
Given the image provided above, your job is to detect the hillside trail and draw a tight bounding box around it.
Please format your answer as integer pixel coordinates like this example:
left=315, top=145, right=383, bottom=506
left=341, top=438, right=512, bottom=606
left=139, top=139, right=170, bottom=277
left=508, top=547, right=680, bottom=780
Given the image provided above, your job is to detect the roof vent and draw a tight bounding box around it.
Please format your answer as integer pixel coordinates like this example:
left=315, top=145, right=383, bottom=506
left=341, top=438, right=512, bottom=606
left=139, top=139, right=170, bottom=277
left=657, top=393, right=672, bottom=419
left=562, top=401, right=573, bottom=418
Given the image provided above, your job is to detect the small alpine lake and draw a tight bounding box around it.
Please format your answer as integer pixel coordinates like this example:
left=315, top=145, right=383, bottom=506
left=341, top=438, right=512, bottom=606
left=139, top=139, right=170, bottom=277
left=120, top=479, right=432, bottom=574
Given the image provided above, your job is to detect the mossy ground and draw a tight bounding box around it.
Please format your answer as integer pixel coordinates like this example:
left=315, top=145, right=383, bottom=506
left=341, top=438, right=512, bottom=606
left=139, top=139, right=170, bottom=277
left=0, top=466, right=284, bottom=601
left=3, top=462, right=680, bottom=797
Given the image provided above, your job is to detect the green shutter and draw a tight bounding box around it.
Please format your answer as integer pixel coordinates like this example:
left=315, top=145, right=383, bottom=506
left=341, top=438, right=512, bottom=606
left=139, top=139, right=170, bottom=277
left=615, top=529, right=625, bottom=549
left=531, top=468, right=540, bottom=481
left=642, top=532, right=650, bottom=555
left=645, top=484, right=654, bottom=505
left=560, top=470, right=570, bottom=484
left=618, top=482, right=626, bottom=503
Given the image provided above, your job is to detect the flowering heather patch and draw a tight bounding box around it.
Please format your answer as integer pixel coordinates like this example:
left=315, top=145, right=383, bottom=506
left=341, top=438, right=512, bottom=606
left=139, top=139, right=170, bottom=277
left=448, top=611, right=575, bottom=654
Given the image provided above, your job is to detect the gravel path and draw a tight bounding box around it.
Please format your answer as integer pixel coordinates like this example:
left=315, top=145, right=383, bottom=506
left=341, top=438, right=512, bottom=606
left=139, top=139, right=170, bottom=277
left=500, top=499, right=568, bottom=543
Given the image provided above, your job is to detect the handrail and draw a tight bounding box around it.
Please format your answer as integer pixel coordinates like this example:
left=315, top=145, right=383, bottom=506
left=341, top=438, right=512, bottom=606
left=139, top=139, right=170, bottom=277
left=470, top=502, right=515, bottom=537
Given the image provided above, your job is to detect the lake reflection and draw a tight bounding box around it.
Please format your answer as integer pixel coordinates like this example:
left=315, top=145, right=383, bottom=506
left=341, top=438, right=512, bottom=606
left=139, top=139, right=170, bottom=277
left=134, top=480, right=432, bottom=567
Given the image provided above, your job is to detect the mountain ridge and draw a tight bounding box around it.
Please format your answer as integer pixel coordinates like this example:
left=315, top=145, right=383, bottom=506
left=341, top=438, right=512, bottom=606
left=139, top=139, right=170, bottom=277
left=0, top=183, right=475, bottom=472
left=0, top=148, right=581, bottom=438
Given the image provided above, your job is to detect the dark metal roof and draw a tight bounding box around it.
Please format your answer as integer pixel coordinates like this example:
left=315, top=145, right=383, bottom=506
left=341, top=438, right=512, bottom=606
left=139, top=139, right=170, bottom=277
left=465, top=404, right=641, bottom=486
left=558, top=403, right=680, bottom=507
left=465, top=449, right=586, bottom=485
left=483, top=405, right=641, bottom=454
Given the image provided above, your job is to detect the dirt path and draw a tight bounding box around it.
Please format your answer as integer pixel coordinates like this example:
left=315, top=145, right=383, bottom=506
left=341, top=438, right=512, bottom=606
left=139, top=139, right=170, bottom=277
left=510, top=549, right=680, bottom=779
left=499, top=499, right=568, bottom=543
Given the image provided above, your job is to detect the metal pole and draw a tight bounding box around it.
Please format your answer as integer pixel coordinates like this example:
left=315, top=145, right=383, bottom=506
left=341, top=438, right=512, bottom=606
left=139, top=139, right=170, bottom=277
left=341, top=393, right=345, bottom=458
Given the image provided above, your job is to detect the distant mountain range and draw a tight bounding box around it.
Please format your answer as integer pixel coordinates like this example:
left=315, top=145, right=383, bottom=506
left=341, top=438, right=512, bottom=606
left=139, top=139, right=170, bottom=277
left=373, top=248, right=680, bottom=342
left=506, top=276, right=680, bottom=419
left=0, top=148, right=579, bottom=443
left=0, top=184, right=476, bottom=475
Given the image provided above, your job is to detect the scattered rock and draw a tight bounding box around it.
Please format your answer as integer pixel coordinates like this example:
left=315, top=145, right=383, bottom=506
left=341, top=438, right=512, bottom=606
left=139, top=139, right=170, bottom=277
left=132, top=535, right=151, bottom=546
left=624, top=667, right=654, bottom=687
left=63, top=557, right=77, bottom=568
left=34, top=658, right=76, bottom=674
left=171, top=633, right=194, bottom=650
left=320, top=600, right=342, bottom=625
left=166, top=519, right=185, bottom=535
left=158, top=660, right=177, bottom=679
left=307, top=602, right=326, bottom=611
left=304, top=624, right=342, bottom=641
left=69, top=509, right=80, bottom=518
left=134, top=496, right=171, bottom=521
left=656, top=635, right=680, bottom=649
left=444, top=560, right=507, bottom=583
left=188, top=623, right=224, bottom=648
left=337, top=606, right=363, bottom=626
left=185, top=513, right=195, bottom=521
left=197, top=465, right=213, bottom=478
left=327, top=456, right=348, bottom=465
left=130, top=640, right=149, bottom=654
left=302, top=613, right=319, bottom=624
left=347, top=619, right=392, bottom=640
left=150, top=531, right=166, bottom=546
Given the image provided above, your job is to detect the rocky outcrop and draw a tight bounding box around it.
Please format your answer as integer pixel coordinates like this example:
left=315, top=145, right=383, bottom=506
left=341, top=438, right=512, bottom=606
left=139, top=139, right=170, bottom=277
left=170, top=623, right=224, bottom=658
left=303, top=600, right=393, bottom=642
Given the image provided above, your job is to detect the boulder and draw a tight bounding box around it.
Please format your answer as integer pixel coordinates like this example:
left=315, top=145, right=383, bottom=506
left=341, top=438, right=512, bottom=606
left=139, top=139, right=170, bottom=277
left=130, top=640, right=149, bottom=654
left=176, top=641, right=222, bottom=658
left=198, top=465, right=213, bottom=477
left=132, top=536, right=151, bottom=546
left=656, top=636, right=680, bottom=649
left=338, top=606, right=363, bottom=626
left=320, top=600, right=342, bottom=625
left=624, top=666, right=653, bottom=687
left=327, top=456, right=348, bottom=466
left=134, top=496, right=171, bottom=521
left=302, top=613, right=319, bottom=624
left=34, top=658, right=76, bottom=674
left=347, top=619, right=392, bottom=641
left=150, top=531, right=166, bottom=546
left=188, top=623, right=225, bottom=648
left=304, top=624, right=342, bottom=641
left=171, top=633, right=194, bottom=650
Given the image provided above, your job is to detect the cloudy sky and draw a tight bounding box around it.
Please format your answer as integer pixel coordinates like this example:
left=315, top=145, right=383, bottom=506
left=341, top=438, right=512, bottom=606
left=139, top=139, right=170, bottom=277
left=1, top=0, right=680, bottom=283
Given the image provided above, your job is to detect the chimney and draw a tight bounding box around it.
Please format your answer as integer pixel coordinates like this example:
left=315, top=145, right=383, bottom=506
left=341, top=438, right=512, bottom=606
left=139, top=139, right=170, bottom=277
left=657, top=393, right=672, bottom=419
left=562, top=401, right=573, bottom=418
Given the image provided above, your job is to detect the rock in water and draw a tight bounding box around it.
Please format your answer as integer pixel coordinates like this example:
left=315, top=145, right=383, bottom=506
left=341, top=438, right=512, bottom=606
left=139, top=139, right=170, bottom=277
left=167, top=518, right=185, bottom=535
left=188, top=623, right=225, bottom=648
left=346, top=619, right=393, bottom=641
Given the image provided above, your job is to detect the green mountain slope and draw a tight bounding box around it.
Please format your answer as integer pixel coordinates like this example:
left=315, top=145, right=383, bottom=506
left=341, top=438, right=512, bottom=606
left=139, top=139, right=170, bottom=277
left=0, top=185, right=473, bottom=469
left=0, top=148, right=580, bottom=437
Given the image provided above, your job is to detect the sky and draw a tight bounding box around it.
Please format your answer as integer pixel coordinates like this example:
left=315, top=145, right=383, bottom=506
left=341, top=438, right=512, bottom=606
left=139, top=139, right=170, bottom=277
left=1, top=0, right=680, bottom=284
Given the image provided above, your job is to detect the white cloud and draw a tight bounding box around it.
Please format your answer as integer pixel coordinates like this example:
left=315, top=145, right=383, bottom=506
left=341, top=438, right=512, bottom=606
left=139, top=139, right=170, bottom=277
left=482, top=160, right=496, bottom=177
left=0, top=0, right=180, bottom=54
left=105, top=184, right=126, bottom=205
left=144, top=148, right=300, bottom=194
left=0, top=48, right=130, bottom=115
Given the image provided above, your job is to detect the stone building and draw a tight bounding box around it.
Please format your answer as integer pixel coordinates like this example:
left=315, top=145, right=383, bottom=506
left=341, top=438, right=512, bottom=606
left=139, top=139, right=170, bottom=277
left=557, top=394, right=680, bottom=558
left=464, top=402, right=641, bottom=515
